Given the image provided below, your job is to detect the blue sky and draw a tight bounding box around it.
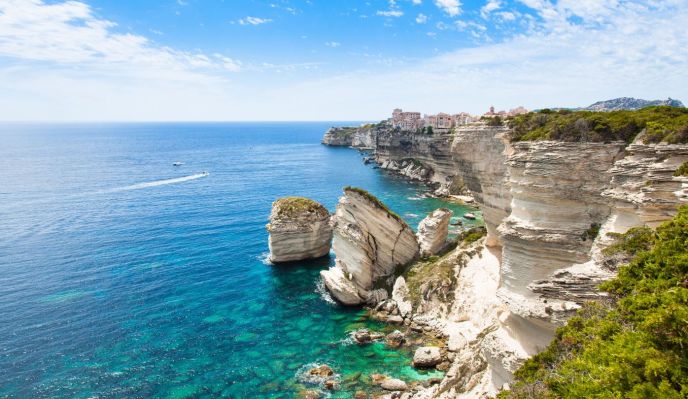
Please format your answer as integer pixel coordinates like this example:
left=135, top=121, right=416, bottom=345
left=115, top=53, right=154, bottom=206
left=0, top=0, right=686, bottom=121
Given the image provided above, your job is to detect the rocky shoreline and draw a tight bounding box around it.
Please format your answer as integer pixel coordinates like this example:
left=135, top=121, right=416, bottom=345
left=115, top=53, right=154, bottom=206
left=316, top=120, right=688, bottom=398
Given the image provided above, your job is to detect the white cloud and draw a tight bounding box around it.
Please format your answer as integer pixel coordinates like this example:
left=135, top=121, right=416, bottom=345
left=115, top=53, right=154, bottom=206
left=435, top=0, right=462, bottom=16
left=377, top=10, right=404, bottom=17
left=0, top=0, right=686, bottom=121
left=325, top=41, right=341, bottom=47
left=480, top=0, right=501, bottom=18
left=497, top=11, right=516, bottom=21
left=237, top=16, right=272, bottom=25
left=416, top=13, right=428, bottom=23
left=0, top=0, right=240, bottom=73
left=412, top=0, right=422, bottom=4
left=260, top=0, right=688, bottom=119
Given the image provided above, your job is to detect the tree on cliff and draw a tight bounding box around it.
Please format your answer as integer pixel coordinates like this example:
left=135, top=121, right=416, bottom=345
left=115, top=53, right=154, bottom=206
left=501, top=206, right=688, bottom=398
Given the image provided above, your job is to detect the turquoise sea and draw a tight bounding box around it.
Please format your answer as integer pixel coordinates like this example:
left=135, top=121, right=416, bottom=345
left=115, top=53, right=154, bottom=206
left=0, top=123, right=481, bottom=398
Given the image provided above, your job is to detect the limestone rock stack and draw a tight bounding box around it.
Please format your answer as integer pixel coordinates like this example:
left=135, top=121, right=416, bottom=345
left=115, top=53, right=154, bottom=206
left=266, top=197, right=333, bottom=263
left=417, top=208, right=452, bottom=257
left=321, top=187, right=419, bottom=305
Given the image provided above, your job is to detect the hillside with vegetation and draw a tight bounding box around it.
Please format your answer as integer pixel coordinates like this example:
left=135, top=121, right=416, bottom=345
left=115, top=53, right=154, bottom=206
left=508, top=106, right=688, bottom=144
left=499, top=206, right=688, bottom=399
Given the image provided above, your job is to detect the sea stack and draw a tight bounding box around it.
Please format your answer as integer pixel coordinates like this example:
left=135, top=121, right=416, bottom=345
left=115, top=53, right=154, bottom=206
left=321, top=187, right=419, bottom=305
left=416, top=208, right=452, bottom=257
left=266, top=197, right=333, bottom=263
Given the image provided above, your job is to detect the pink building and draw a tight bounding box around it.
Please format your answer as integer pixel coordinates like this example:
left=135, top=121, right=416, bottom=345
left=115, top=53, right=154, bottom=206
left=424, top=112, right=453, bottom=129
left=392, top=108, right=423, bottom=131
left=452, top=112, right=477, bottom=126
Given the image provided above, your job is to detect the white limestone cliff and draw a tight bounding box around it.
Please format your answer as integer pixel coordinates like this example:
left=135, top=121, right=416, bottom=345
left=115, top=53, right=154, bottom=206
left=320, top=123, right=688, bottom=397
left=266, top=197, right=333, bottom=263
left=321, top=187, right=420, bottom=305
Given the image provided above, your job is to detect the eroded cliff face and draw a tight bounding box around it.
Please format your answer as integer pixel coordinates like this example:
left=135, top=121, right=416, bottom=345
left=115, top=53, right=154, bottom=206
left=321, top=188, right=419, bottom=305
left=375, top=129, right=461, bottom=195
left=320, top=123, right=688, bottom=397
left=451, top=125, right=512, bottom=246
left=418, top=133, right=688, bottom=398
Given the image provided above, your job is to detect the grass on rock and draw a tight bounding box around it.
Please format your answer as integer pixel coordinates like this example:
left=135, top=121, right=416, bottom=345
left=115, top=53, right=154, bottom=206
left=272, top=197, right=329, bottom=219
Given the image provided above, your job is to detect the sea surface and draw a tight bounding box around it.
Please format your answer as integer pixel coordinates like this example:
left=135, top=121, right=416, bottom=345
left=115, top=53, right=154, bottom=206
left=0, top=123, right=481, bottom=398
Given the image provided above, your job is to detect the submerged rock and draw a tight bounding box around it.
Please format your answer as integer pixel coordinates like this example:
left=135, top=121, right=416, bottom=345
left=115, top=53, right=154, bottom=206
left=384, top=330, right=405, bottom=348
left=417, top=208, right=453, bottom=257
left=321, top=187, right=419, bottom=305
left=267, top=197, right=332, bottom=263
left=352, top=329, right=384, bottom=344
left=412, top=346, right=442, bottom=368
left=307, top=364, right=334, bottom=378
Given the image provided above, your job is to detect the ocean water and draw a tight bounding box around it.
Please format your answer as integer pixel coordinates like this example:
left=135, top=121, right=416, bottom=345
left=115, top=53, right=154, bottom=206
left=0, top=123, right=481, bottom=398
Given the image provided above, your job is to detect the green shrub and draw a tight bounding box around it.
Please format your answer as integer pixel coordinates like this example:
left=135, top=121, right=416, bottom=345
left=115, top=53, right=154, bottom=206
left=508, top=106, right=688, bottom=144
left=487, top=115, right=503, bottom=127
left=674, top=162, right=688, bottom=177
left=500, top=206, right=688, bottom=399
left=461, top=226, right=486, bottom=244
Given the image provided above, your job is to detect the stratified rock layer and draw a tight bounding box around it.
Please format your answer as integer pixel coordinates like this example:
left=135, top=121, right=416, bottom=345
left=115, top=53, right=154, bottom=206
left=267, top=197, right=332, bottom=263
left=321, top=123, right=688, bottom=398
left=321, top=187, right=419, bottom=305
left=417, top=208, right=452, bottom=257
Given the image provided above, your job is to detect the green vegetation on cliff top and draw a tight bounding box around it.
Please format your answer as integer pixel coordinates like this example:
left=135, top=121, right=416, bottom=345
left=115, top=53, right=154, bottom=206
left=272, top=196, right=329, bottom=218
left=674, top=161, right=688, bottom=177
left=508, top=106, right=688, bottom=144
left=343, top=186, right=406, bottom=225
left=500, top=206, right=688, bottom=399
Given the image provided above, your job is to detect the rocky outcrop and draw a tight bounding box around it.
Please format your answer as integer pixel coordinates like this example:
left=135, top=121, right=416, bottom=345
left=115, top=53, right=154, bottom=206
left=417, top=208, right=452, bottom=257
left=320, top=187, right=419, bottom=305
left=321, top=127, right=356, bottom=146
left=267, top=197, right=333, bottom=263
left=321, top=125, right=378, bottom=148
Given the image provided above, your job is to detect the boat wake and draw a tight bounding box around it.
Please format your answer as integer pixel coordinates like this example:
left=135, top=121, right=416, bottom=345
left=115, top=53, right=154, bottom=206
left=103, top=173, right=209, bottom=193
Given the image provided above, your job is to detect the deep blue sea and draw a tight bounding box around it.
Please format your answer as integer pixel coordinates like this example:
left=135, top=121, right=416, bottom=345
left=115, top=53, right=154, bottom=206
left=0, top=123, right=481, bottom=398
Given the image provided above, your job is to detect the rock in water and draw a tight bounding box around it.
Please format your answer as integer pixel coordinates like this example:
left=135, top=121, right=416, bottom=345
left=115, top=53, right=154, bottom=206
left=321, top=187, right=419, bottom=305
left=416, top=208, right=452, bottom=257
left=380, top=378, right=408, bottom=391
left=267, top=197, right=333, bottom=263
left=413, top=346, right=442, bottom=368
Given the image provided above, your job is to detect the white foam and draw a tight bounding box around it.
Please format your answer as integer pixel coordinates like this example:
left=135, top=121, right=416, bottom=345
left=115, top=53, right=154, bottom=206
left=257, top=252, right=273, bottom=265
left=315, top=278, right=337, bottom=305
left=103, top=173, right=208, bottom=193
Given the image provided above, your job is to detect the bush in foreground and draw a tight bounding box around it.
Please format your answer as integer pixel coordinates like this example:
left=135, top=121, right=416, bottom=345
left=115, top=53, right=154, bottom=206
left=500, top=206, right=688, bottom=399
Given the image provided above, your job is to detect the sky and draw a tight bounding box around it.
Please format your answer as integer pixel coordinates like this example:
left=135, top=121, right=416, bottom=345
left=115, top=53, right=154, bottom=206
left=0, top=0, right=686, bottom=121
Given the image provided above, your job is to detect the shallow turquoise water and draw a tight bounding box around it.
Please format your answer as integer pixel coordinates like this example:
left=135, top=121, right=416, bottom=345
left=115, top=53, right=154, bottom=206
left=0, top=123, right=480, bottom=398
